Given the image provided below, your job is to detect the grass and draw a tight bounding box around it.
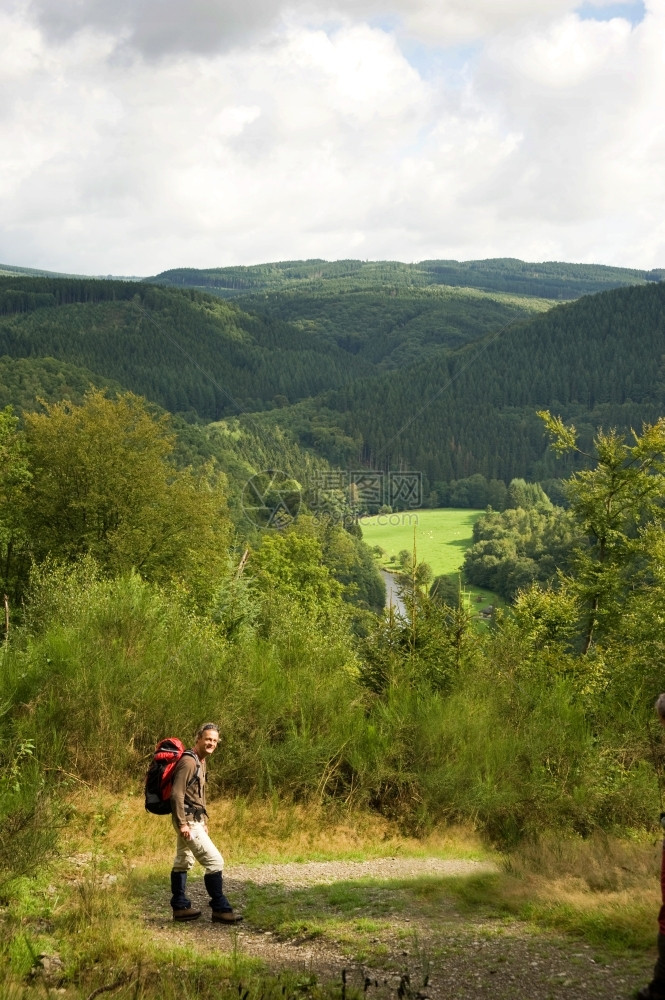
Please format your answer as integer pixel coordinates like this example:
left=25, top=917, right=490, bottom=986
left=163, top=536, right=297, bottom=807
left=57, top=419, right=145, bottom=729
left=243, top=880, right=403, bottom=942
left=63, top=790, right=491, bottom=867
left=2, top=793, right=662, bottom=998
left=359, top=509, right=484, bottom=579
left=1, top=855, right=339, bottom=1000
left=237, top=861, right=660, bottom=965
left=92, top=795, right=665, bottom=962
left=359, top=508, right=504, bottom=616
left=497, top=832, right=663, bottom=955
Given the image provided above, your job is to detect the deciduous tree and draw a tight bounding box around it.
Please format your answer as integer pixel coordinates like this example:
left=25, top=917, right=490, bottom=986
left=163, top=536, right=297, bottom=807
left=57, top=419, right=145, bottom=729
left=539, top=410, right=665, bottom=652
left=23, top=390, right=230, bottom=603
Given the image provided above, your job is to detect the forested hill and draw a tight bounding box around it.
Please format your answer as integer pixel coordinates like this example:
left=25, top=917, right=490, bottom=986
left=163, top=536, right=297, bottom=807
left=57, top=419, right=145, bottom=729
left=0, top=277, right=363, bottom=417
left=0, top=359, right=330, bottom=521
left=242, top=280, right=665, bottom=485
left=152, top=257, right=662, bottom=300
left=0, top=274, right=548, bottom=415
left=1, top=270, right=665, bottom=490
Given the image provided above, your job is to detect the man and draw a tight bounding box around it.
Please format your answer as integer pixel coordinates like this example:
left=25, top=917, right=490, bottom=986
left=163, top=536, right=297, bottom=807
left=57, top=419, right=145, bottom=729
left=169, top=722, right=242, bottom=924
left=639, top=694, right=665, bottom=999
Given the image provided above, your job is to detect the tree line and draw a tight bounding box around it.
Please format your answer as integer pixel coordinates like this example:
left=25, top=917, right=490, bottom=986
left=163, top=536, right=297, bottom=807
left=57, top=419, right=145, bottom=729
left=0, top=390, right=384, bottom=614
left=154, top=256, right=656, bottom=300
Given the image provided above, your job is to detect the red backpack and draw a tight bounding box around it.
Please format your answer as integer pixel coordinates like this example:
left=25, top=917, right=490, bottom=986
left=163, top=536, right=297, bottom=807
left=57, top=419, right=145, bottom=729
left=144, top=738, right=199, bottom=815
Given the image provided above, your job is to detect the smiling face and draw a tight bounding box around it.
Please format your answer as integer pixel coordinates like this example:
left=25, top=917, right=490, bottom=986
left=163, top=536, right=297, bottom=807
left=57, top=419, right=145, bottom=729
left=194, top=727, right=219, bottom=759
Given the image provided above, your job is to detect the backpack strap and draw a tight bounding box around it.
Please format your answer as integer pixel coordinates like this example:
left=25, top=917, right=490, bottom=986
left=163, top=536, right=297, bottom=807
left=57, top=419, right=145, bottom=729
left=182, top=750, right=201, bottom=787
left=181, top=750, right=206, bottom=820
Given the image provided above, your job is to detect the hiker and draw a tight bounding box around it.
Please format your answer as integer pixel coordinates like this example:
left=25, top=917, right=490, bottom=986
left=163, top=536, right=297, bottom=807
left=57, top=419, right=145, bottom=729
left=169, top=722, right=242, bottom=924
left=639, top=694, right=665, bottom=1000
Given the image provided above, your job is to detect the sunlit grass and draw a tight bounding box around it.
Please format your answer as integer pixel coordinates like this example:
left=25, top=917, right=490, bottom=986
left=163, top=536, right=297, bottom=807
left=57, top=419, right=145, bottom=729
left=63, top=789, right=491, bottom=867
left=497, top=832, right=662, bottom=954
left=360, top=509, right=484, bottom=579
left=359, top=508, right=505, bottom=615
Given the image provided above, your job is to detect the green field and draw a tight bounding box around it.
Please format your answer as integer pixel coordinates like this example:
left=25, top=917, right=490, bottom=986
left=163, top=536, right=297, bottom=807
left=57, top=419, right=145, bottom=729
left=359, top=508, right=483, bottom=577
left=359, top=507, right=503, bottom=617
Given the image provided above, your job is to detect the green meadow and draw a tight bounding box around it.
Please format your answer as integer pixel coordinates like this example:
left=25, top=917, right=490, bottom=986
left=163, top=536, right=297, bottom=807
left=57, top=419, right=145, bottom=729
left=359, top=507, right=502, bottom=613
left=359, top=508, right=483, bottom=577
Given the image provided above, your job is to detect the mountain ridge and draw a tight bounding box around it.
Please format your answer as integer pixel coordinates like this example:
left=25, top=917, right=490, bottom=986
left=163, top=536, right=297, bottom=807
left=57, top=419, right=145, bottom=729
left=150, top=256, right=662, bottom=301
left=0, top=263, right=663, bottom=493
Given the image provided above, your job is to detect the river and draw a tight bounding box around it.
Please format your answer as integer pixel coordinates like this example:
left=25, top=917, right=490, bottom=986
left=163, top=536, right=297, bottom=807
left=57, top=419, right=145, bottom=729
left=380, top=570, right=407, bottom=618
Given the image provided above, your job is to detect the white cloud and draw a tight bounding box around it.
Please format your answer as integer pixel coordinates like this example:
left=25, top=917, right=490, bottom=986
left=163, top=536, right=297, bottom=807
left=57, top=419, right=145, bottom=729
left=27, top=0, right=285, bottom=56
left=0, top=0, right=663, bottom=273
left=25, top=0, right=639, bottom=56
left=470, top=6, right=665, bottom=225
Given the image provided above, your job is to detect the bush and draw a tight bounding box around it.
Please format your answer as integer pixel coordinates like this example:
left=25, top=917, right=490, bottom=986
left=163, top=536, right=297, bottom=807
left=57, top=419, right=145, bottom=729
left=1, top=556, right=661, bottom=847
left=0, top=726, right=63, bottom=897
left=2, top=561, right=366, bottom=804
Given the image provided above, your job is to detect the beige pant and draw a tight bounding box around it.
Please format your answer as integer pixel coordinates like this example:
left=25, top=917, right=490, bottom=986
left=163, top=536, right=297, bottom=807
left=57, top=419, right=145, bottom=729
left=172, top=817, right=224, bottom=874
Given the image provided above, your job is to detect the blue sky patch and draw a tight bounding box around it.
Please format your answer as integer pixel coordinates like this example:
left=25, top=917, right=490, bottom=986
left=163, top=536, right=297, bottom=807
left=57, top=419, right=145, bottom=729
left=576, top=2, right=645, bottom=25
left=368, top=15, right=479, bottom=82
left=400, top=39, right=480, bottom=82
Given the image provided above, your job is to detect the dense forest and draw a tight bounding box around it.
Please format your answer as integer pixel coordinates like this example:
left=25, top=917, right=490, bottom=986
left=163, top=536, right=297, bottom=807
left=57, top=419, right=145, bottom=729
left=3, top=395, right=665, bottom=859
left=0, top=278, right=361, bottom=417
left=251, top=280, right=665, bottom=484
left=1, top=269, right=665, bottom=492
left=0, top=390, right=383, bottom=614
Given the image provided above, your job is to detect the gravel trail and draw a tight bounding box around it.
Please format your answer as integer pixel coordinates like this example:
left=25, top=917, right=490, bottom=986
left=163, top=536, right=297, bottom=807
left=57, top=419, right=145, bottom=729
left=225, top=856, right=497, bottom=887
left=145, top=857, right=652, bottom=1000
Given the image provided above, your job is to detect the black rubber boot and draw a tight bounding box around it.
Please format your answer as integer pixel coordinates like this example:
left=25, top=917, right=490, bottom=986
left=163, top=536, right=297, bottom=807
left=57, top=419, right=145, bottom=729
left=204, top=871, right=242, bottom=923
left=170, top=870, right=201, bottom=922
left=638, top=934, right=665, bottom=999
left=638, top=988, right=665, bottom=999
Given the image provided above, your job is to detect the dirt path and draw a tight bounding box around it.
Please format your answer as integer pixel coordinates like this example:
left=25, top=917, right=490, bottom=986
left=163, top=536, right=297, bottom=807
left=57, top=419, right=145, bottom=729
left=144, top=858, right=651, bottom=1000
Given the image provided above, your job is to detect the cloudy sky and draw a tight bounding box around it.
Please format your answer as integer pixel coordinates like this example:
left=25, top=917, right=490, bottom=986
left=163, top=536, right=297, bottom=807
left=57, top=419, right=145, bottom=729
left=0, top=0, right=662, bottom=275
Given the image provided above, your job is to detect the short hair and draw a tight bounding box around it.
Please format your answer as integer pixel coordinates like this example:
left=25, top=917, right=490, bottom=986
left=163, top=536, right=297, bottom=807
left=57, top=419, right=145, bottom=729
left=195, top=722, right=220, bottom=739
left=655, top=695, right=665, bottom=720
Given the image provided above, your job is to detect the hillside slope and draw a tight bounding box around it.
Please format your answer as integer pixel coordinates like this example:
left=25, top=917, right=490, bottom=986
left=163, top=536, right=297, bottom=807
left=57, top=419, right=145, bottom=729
left=151, top=256, right=660, bottom=300
left=0, top=278, right=361, bottom=418
left=1, top=270, right=664, bottom=490
left=241, top=281, right=665, bottom=484
left=0, top=274, right=548, bottom=415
